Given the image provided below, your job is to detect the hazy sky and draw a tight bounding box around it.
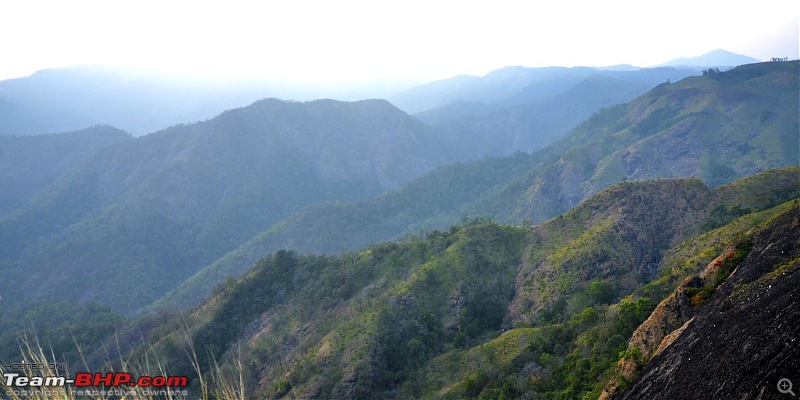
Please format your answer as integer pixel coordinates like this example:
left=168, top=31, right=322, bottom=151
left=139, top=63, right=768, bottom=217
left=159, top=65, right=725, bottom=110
left=1, top=0, right=797, bottom=82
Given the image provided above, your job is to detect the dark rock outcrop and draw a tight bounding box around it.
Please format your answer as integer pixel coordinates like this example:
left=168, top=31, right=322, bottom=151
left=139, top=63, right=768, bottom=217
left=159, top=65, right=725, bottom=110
left=600, top=245, right=738, bottom=399
left=617, top=203, right=800, bottom=399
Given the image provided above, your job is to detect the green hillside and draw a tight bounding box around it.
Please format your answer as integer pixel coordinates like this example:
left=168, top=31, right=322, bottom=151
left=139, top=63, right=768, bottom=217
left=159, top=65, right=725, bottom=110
left=0, top=61, right=796, bottom=399
left=159, top=61, right=799, bottom=310
left=613, top=201, right=799, bottom=399
left=0, top=125, right=131, bottom=216
left=151, top=153, right=539, bottom=310
left=124, top=168, right=799, bottom=399
left=0, top=98, right=448, bottom=314
left=419, top=69, right=695, bottom=158
left=474, top=60, right=800, bottom=222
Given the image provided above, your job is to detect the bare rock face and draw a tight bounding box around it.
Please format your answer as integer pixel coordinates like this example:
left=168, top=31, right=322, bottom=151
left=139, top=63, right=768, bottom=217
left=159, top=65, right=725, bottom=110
left=615, top=204, right=800, bottom=400
left=601, top=230, right=792, bottom=400
left=653, top=316, right=693, bottom=355
left=632, top=276, right=702, bottom=357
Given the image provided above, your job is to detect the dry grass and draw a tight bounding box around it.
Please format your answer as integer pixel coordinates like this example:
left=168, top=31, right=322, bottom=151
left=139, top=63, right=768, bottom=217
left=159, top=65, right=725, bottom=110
left=0, top=329, right=243, bottom=400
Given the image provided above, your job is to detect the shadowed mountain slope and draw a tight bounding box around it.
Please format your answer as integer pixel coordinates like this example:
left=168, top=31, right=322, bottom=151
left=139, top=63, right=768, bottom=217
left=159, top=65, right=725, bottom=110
left=0, top=98, right=447, bottom=313
left=157, top=61, right=799, bottom=310
left=0, top=125, right=131, bottom=217
left=123, top=170, right=799, bottom=399
left=471, top=60, right=799, bottom=223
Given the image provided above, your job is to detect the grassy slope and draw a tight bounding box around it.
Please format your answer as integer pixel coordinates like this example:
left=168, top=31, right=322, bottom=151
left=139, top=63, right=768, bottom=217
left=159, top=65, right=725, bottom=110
left=0, top=98, right=448, bottom=314
left=141, top=221, right=528, bottom=398
left=410, top=201, right=799, bottom=400
left=615, top=201, right=800, bottom=399
left=128, top=168, right=799, bottom=399
left=156, top=62, right=799, bottom=312
left=473, top=61, right=799, bottom=224
left=151, top=153, right=538, bottom=310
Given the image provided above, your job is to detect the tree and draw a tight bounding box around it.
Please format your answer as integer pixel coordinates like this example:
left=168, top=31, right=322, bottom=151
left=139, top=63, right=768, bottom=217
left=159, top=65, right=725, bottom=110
left=588, top=280, right=615, bottom=305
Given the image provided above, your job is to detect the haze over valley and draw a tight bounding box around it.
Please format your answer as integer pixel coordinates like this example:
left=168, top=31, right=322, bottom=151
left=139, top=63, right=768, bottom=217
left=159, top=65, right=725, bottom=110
left=0, top=1, right=798, bottom=398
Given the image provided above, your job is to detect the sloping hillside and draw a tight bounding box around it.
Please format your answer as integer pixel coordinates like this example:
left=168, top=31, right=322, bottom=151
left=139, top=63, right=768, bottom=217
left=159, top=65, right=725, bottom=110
left=158, top=61, right=799, bottom=310
left=0, top=98, right=446, bottom=313
left=151, top=153, right=537, bottom=310
left=389, top=65, right=695, bottom=114
left=614, top=202, right=799, bottom=399
left=124, top=170, right=799, bottom=399
left=417, top=67, right=700, bottom=159
left=475, top=60, right=799, bottom=223
left=424, top=74, right=655, bottom=158
left=0, top=125, right=130, bottom=216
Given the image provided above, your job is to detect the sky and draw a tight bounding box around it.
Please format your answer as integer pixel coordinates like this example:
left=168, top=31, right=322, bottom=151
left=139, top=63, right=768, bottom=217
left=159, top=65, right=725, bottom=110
left=1, top=0, right=797, bottom=83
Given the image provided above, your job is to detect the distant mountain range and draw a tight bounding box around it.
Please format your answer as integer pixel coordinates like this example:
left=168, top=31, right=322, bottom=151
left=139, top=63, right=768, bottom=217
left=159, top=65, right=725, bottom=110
left=154, top=60, right=799, bottom=311
left=390, top=65, right=706, bottom=159
left=0, top=98, right=448, bottom=313
left=656, top=48, right=762, bottom=67
left=388, top=65, right=699, bottom=115
left=417, top=72, right=680, bottom=157
left=0, top=49, right=760, bottom=137
left=388, top=49, right=764, bottom=117
left=0, top=66, right=259, bottom=135
left=0, top=57, right=796, bottom=399
left=0, top=65, right=417, bottom=136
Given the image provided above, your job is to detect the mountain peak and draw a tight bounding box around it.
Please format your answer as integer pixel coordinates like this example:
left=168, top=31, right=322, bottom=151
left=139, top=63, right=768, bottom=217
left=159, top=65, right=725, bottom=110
left=656, top=49, right=761, bottom=67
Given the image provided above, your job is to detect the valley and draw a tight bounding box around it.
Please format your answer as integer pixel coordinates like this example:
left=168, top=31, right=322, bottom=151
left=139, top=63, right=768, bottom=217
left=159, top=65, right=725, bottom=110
left=0, top=58, right=797, bottom=399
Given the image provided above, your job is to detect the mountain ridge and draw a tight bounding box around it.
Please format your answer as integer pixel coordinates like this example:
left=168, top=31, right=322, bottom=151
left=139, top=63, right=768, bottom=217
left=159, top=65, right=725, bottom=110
left=0, top=125, right=131, bottom=217
left=155, top=61, right=799, bottom=311
left=123, top=169, right=800, bottom=399
left=0, top=97, right=450, bottom=313
left=615, top=201, right=800, bottom=399
left=656, top=48, right=762, bottom=67
left=0, top=65, right=419, bottom=136
left=389, top=65, right=697, bottom=114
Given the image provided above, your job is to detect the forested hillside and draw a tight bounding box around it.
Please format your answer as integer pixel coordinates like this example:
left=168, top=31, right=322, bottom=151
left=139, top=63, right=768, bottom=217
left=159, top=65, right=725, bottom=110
left=471, top=60, right=799, bottom=222
left=118, top=168, right=799, bottom=399
left=0, top=125, right=130, bottom=216
left=158, top=61, right=799, bottom=310
left=413, top=67, right=700, bottom=158
left=0, top=1, right=795, bottom=397
left=611, top=200, right=799, bottom=399
left=0, top=98, right=448, bottom=313
left=0, top=59, right=795, bottom=400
